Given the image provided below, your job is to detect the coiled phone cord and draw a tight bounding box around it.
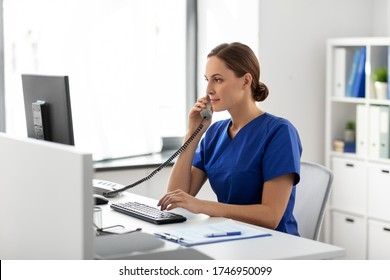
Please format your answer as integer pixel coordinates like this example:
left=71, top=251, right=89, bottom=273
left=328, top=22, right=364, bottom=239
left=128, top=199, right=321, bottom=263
left=104, top=119, right=206, bottom=197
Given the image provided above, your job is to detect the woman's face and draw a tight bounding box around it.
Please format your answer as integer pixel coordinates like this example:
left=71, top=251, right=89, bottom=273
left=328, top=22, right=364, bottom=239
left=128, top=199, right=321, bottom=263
left=204, top=56, right=246, bottom=112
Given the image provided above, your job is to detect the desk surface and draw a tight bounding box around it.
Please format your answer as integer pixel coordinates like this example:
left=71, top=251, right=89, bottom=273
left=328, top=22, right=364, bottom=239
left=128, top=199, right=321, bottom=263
left=98, top=192, right=345, bottom=260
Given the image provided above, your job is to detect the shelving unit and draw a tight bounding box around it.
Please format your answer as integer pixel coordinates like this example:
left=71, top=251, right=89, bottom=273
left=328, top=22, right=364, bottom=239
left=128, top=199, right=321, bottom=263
left=325, top=37, right=390, bottom=259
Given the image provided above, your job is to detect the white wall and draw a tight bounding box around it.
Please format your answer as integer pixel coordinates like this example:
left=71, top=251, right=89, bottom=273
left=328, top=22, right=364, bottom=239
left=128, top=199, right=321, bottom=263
left=372, top=0, right=390, bottom=36
left=257, top=0, right=389, bottom=164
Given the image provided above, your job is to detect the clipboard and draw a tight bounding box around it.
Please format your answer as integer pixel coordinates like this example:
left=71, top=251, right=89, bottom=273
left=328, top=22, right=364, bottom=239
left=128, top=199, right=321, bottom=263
left=154, top=219, right=272, bottom=247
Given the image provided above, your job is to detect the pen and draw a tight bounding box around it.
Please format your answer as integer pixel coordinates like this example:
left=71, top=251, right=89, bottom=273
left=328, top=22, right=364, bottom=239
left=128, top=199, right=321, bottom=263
left=205, top=231, right=242, bottom=238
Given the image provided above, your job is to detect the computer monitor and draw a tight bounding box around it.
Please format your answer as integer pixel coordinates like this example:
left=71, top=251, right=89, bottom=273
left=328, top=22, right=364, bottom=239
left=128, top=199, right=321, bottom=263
left=0, top=132, right=94, bottom=259
left=21, top=74, right=75, bottom=145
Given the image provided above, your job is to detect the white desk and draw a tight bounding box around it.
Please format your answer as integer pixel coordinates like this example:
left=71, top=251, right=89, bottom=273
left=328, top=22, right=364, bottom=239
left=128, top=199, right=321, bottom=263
left=98, top=192, right=345, bottom=260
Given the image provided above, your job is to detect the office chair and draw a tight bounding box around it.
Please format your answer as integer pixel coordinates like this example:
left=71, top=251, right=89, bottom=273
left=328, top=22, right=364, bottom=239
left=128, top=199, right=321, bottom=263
left=293, top=161, right=334, bottom=241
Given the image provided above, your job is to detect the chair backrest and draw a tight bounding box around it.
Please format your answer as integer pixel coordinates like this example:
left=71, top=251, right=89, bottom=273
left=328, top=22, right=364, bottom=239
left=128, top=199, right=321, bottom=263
left=293, top=161, right=333, bottom=240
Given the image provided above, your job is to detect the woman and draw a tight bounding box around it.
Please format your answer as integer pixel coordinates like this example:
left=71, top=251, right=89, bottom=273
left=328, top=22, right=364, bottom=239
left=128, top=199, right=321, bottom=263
left=158, top=42, right=302, bottom=235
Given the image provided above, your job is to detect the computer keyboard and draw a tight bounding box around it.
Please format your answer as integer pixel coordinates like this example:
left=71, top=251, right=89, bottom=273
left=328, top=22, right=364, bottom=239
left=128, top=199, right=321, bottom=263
left=110, top=202, right=187, bottom=225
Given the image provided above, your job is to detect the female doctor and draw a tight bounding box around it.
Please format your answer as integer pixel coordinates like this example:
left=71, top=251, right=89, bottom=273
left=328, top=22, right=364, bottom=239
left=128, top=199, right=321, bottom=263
left=158, top=42, right=302, bottom=235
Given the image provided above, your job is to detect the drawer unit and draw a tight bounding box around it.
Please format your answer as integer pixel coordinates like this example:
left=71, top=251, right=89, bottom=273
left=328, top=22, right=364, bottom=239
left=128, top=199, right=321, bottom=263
left=368, top=163, right=390, bottom=220
left=368, top=219, right=390, bottom=259
left=331, top=158, right=367, bottom=215
left=331, top=211, right=367, bottom=259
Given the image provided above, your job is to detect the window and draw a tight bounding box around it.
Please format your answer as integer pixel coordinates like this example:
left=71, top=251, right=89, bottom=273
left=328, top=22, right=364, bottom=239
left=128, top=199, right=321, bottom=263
left=3, top=0, right=186, bottom=160
left=3, top=0, right=259, bottom=160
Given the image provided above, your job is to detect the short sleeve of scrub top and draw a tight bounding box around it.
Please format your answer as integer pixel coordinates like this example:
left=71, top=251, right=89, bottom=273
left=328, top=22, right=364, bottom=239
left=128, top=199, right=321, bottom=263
left=192, top=113, right=302, bottom=236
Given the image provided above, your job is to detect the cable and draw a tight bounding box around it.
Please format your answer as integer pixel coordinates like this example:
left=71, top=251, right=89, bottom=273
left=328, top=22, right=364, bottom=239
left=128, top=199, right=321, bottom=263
left=103, top=119, right=205, bottom=197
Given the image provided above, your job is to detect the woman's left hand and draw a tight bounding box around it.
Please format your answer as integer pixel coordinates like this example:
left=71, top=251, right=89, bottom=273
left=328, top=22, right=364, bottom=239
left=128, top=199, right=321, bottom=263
left=157, top=189, right=202, bottom=214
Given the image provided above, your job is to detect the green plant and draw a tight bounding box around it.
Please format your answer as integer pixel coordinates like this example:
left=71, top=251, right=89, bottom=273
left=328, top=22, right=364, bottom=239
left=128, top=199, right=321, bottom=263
left=346, top=120, right=355, bottom=131
left=372, top=67, right=388, bottom=83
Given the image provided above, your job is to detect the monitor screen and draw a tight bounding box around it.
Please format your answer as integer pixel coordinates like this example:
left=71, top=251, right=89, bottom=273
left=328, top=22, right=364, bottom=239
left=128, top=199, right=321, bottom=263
left=21, top=74, right=74, bottom=145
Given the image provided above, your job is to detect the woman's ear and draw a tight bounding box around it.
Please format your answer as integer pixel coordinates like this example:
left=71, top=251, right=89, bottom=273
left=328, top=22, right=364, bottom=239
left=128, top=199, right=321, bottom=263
left=243, top=73, right=253, bottom=89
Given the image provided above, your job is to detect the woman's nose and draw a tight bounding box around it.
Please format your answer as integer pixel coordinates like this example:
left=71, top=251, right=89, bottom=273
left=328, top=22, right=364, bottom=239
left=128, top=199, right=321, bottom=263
left=206, top=82, right=214, bottom=95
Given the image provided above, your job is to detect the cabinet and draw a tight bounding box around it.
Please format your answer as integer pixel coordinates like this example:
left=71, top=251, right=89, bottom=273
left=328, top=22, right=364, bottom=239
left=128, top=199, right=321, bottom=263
left=368, top=219, right=390, bottom=259
left=331, top=211, right=366, bottom=259
left=367, top=162, right=390, bottom=220
left=331, top=157, right=366, bottom=215
left=326, top=37, right=390, bottom=259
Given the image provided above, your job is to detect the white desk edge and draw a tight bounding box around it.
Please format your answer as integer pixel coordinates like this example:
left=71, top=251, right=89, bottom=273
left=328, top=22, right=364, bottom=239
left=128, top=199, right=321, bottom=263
left=97, top=192, right=345, bottom=260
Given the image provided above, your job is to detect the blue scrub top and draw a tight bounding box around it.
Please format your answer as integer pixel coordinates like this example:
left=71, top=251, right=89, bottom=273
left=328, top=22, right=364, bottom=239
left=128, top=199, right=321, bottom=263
left=193, top=113, right=302, bottom=236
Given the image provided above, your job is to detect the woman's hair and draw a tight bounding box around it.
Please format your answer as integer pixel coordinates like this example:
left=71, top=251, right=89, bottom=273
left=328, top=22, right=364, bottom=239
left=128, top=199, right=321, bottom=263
left=207, top=42, right=269, bottom=102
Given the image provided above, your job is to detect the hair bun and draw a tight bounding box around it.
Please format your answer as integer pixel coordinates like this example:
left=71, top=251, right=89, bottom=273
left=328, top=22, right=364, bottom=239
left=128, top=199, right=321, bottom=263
left=253, top=82, right=269, bottom=102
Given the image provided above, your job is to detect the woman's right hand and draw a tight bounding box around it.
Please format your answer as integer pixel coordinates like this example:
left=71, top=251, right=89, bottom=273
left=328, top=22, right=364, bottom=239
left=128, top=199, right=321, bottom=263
left=188, top=96, right=212, bottom=132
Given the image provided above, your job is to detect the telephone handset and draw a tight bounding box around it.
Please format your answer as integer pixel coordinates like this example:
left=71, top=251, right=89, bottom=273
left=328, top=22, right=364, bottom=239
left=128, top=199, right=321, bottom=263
left=200, top=96, right=213, bottom=120
left=96, top=96, right=212, bottom=199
